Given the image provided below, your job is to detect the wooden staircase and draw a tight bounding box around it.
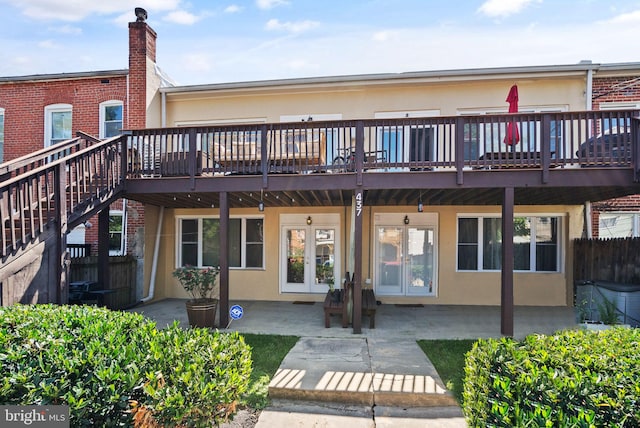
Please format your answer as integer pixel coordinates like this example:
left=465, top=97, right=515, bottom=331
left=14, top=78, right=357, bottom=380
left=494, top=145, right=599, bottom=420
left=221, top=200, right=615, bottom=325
left=0, top=132, right=126, bottom=304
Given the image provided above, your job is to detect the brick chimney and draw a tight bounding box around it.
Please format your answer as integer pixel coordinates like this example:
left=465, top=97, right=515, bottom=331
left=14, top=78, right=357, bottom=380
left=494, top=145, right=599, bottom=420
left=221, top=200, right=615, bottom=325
left=128, top=7, right=157, bottom=129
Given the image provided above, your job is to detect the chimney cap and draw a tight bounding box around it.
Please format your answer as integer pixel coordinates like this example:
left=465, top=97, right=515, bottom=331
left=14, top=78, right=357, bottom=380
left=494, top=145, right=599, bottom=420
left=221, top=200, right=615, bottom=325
left=135, top=7, right=147, bottom=22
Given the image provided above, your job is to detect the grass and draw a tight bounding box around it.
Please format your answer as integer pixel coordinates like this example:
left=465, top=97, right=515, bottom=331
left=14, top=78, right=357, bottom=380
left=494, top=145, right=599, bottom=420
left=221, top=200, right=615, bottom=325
left=239, top=333, right=299, bottom=409
left=417, top=339, right=476, bottom=403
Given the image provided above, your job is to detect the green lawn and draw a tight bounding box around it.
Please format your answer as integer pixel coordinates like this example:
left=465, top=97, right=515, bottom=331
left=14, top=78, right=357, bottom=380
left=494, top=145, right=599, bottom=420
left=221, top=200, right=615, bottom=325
left=239, top=333, right=299, bottom=409
left=417, top=339, right=477, bottom=403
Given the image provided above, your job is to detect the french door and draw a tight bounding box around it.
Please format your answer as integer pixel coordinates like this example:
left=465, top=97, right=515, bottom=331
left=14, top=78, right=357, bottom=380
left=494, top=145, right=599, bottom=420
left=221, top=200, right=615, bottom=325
left=280, top=214, right=340, bottom=294
left=374, top=214, right=437, bottom=296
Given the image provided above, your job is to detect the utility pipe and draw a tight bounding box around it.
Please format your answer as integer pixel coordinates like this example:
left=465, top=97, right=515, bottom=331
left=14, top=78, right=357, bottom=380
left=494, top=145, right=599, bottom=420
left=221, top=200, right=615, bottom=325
left=141, top=206, right=164, bottom=303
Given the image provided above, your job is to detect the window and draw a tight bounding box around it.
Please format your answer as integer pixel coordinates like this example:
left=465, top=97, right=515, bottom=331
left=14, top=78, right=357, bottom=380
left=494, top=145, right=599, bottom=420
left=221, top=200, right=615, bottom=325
left=459, top=107, right=565, bottom=160
left=599, top=213, right=640, bottom=238
left=374, top=110, right=440, bottom=167
left=177, top=217, right=264, bottom=268
left=44, top=104, right=72, bottom=147
left=457, top=215, right=561, bottom=272
left=100, top=101, right=123, bottom=138
left=109, top=210, right=125, bottom=255
left=0, top=107, right=4, bottom=163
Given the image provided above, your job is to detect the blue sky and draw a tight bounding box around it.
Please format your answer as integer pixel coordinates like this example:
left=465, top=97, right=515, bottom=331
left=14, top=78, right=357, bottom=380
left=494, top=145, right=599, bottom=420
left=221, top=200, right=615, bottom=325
left=1, top=0, right=639, bottom=86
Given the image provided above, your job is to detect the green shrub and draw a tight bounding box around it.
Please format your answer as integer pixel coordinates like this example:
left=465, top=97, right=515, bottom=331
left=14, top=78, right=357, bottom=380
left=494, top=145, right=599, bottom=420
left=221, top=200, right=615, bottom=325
left=463, top=328, right=640, bottom=427
left=0, top=304, right=251, bottom=427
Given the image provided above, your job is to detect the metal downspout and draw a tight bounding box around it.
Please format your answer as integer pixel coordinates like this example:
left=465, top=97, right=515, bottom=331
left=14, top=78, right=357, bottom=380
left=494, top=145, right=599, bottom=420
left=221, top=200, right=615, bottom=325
left=161, top=91, right=166, bottom=127
left=584, top=65, right=594, bottom=238
left=585, top=201, right=593, bottom=239
left=141, top=206, right=164, bottom=303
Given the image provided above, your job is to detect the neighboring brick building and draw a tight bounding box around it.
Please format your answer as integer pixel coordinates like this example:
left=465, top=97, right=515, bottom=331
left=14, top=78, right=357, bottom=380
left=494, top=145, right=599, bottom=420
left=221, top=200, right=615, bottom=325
left=590, top=66, right=640, bottom=238
left=0, top=11, right=169, bottom=290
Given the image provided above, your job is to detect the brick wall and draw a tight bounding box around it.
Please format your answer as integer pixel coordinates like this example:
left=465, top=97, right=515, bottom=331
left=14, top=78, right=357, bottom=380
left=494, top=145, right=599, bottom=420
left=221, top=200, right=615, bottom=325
left=0, top=12, right=158, bottom=256
left=128, top=20, right=157, bottom=129
left=0, top=76, right=127, bottom=160
left=592, top=76, right=640, bottom=108
left=590, top=74, right=640, bottom=237
left=591, top=195, right=640, bottom=237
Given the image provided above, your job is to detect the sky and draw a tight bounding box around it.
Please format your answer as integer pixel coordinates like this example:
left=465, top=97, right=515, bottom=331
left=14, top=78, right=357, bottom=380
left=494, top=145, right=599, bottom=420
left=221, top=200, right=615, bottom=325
left=1, top=0, right=639, bottom=86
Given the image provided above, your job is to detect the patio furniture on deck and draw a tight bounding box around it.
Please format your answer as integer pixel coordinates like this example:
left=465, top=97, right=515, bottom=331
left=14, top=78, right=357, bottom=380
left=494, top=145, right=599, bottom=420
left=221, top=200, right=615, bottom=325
left=477, top=151, right=554, bottom=169
left=69, top=280, right=115, bottom=307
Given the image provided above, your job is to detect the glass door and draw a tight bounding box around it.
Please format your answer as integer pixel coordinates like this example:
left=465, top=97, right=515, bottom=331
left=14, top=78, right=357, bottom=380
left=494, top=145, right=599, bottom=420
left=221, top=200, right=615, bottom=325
left=280, top=214, right=340, bottom=294
left=375, top=226, right=404, bottom=295
left=406, top=227, right=435, bottom=295
left=374, top=220, right=436, bottom=296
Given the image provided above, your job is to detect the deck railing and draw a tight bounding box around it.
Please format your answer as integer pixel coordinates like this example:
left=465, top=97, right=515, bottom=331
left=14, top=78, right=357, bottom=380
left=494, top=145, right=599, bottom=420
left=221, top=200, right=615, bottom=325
left=126, top=110, right=640, bottom=179
left=0, top=134, right=125, bottom=258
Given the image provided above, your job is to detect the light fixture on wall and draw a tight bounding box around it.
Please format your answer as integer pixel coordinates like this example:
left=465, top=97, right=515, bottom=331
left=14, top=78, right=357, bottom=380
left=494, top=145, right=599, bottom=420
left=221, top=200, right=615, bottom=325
left=404, top=215, right=410, bottom=225
left=307, top=216, right=312, bottom=225
left=258, top=189, right=264, bottom=212
left=418, top=191, right=424, bottom=213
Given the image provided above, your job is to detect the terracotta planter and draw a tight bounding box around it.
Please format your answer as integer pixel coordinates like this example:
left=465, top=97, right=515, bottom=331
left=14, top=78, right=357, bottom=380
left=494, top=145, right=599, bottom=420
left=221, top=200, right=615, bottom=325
left=185, top=299, right=218, bottom=328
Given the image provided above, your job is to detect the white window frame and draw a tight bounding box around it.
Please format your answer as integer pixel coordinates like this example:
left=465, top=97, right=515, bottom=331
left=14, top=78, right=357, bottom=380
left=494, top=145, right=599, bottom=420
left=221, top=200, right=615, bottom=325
left=174, top=118, right=267, bottom=126
left=109, top=210, right=126, bottom=256
left=176, top=215, right=265, bottom=269
left=456, top=214, right=563, bottom=273
left=0, top=107, right=4, bottom=163
left=374, top=110, right=440, bottom=166
left=279, top=113, right=342, bottom=122
left=44, top=103, right=72, bottom=148
left=99, top=100, right=123, bottom=139
left=457, top=106, right=566, bottom=158
left=598, top=102, right=640, bottom=133
left=598, top=212, right=640, bottom=238
left=599, top=102, right=640, bottom=110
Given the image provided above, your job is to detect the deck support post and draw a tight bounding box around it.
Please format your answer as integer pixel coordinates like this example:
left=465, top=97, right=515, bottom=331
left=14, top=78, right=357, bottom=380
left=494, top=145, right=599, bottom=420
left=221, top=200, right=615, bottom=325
left=501, top=186, right=514, bottom=337
left=219, top=191, right=229, bottom=328
left=54, top=164, right=69, bottom=304
left=97, top=208, right=110, bottom=292
left=352, top=189, right=364, bottom=334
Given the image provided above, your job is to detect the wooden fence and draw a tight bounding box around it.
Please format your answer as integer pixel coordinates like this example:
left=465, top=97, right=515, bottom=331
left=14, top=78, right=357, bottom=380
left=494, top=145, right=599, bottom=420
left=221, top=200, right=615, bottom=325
left=69, top=255, right=137, bottom=309
left=574, top=237, right=640, bottom=284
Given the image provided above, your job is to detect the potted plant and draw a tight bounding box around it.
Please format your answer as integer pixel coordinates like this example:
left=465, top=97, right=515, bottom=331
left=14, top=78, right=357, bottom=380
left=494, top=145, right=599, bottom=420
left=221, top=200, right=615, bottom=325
left=326, top=276, right=341, bottom=302
left=173, top=265, right=220, bottom=328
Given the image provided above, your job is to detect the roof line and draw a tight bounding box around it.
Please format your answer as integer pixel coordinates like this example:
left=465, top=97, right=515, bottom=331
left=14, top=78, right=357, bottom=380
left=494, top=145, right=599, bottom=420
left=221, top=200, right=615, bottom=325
left=161, top=62, right=619, bottom=94
left=0, top=69, right=129, bottom=83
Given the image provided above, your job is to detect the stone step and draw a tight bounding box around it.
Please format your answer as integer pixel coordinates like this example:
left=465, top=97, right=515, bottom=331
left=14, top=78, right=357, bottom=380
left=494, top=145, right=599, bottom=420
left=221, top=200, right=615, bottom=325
left=267, top=337, right=458, bottom=408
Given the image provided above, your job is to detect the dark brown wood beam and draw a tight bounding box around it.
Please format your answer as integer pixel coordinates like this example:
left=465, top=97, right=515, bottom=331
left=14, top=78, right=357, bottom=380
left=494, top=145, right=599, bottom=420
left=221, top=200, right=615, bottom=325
left=353, top=188, right=363, bottom=334
left=501, top=187, right=514, bottom=337
left=219, top=191, right=229, bottom=328
left=98, top=208, right=110, bottom=292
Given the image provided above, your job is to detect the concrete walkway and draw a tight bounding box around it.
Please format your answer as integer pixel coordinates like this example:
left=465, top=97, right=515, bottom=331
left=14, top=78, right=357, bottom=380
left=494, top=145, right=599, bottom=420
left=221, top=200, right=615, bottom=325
left=131, top=299, right=577, bottom=427
left=259, top=336, right=465, bottom=427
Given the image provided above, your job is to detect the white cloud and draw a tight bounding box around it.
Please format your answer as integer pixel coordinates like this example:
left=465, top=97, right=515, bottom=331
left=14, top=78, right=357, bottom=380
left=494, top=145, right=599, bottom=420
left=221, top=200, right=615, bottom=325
left=224, top=5, right=242, bottom=13
left=256, top=0, right=289, bottom=10
left=603, top=9, right=640, bottom=24
left=5, top=0, right=182, bottom=21
left=49, top=25, right=82, bottom=35
left=265, top=19, right=319, bottom=33
left=37, top=40, right=57, bottom=49
left=163, top=10, right=200, bottom=25
left=478, top=0, right=540, bottom=18
left=181, top=52, right=214, bottom=73
left=372, top=30, right=396, bottom=42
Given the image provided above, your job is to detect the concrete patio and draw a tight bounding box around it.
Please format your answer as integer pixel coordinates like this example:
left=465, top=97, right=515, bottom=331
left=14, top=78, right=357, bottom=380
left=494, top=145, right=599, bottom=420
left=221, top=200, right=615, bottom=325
left=129, top=299, right=577, bottom=427
left=130, top=298, right=578, bottom=340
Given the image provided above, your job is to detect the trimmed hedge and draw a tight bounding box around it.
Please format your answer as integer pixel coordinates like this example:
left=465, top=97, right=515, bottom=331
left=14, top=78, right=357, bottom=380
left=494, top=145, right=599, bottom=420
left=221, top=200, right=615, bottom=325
left=0, top=304, right=252, bottom=427
left=463, top=328, right=640, bottom=427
